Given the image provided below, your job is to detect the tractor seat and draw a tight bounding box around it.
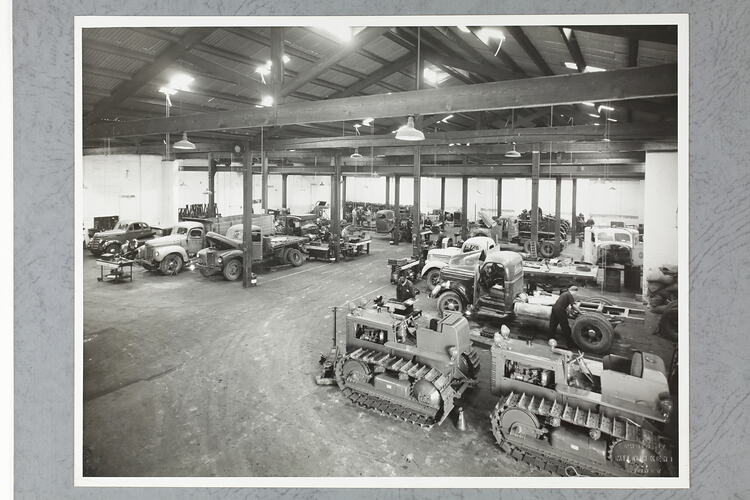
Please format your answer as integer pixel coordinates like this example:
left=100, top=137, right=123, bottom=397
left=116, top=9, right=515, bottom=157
left=630, top=352, right=644, bottom=378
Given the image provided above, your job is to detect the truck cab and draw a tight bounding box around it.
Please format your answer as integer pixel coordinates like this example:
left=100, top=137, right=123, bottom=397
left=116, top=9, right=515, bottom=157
left=136, top=221, right=206, bottom=275
left=583, top=226, right=643, bottom=266
left=420, top=236, right=498, bottom=289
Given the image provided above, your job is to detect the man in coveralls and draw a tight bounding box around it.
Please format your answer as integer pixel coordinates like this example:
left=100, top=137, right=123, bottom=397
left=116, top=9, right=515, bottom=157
left=550, top=285, right=581, bottom=340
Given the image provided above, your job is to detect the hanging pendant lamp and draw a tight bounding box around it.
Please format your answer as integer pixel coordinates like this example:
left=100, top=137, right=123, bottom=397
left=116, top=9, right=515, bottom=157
left=395, top=116, right=425, bottom=141
left=350, top=148, right=363, bottom=158
left=505, top=142, right=521, bottom=158
left=173, top=132, right=196, bottom=150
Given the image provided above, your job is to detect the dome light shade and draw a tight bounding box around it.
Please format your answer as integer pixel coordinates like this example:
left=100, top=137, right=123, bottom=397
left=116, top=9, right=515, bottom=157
left=350, top=148, right=363, bottom=159
left=395, top=116, right=425, bottom=141
left=505, top=142, right=521, bottom=158
left=173, top=132, right=196, bottom=150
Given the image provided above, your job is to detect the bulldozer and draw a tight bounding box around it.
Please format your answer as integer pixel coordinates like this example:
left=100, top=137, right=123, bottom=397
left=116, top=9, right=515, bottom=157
left=317, top=299, right=480, bottom=427
left=489, top=330, right=674, bottom=476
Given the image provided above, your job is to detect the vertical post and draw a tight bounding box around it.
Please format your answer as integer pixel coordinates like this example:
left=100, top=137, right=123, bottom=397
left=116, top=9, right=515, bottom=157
left=393, top=175, right=401, bottom=245
left=412, top=146, right=422, bottom=258
left=270, top=28, right=284, bottom=106
left=461, top=176, right=468, bottom=240
left=440, top=177, right=446, bottom=223
left=242, top=147, right=255, bottom=288
left=281, top=173, right=288, bottom=209
left=385, top=175, right=391, bottom=206
left=342, top=175, right=347, bottom=220
left=571, top=178, right=578, bottom=242
left=261, top=153, right=269, bottom=212
left=554, top=176, right=562, bottom=250
left=207, top=153, right=216, bottom=217
left=496, top=177, right=503, bottom=218
left=331, top=155, right=342, bottom=261
left=530, top=147, right=540, bottom=253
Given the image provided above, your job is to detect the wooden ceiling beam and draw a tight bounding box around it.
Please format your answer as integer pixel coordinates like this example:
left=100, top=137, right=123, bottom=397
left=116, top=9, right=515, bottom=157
left=180, top=52, right=267, bottom=95
left=86, top=64, right=677, bottom=139
left=559, top=28, right=587, bottom=72
left=280, top=27, right=388, bottom=97
left=328, top=53, right=415, bottom=99
left=568, top=26, right=677, bottom=45
left=506, top=26, right=554, bottom=76
left=84, top=28, right=215, bottom=125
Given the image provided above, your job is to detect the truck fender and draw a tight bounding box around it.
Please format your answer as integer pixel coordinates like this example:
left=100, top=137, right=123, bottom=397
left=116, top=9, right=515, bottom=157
left=433, top=280, right=471, bottom=305
left=420, top=261, right=447, bottom=278
left=153, top=245, right=189, bottom=263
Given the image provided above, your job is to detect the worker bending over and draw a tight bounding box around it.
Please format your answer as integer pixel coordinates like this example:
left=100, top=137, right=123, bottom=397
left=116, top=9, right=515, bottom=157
left=550, top=285, right=581, bottom=340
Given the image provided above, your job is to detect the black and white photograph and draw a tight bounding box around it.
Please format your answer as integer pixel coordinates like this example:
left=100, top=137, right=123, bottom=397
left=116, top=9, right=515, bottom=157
left=75, top=16, right=689, bottom=486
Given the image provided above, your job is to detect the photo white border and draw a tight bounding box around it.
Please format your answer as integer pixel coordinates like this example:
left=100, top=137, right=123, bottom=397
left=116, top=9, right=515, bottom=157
left=74, top=13, right=689, bottom=489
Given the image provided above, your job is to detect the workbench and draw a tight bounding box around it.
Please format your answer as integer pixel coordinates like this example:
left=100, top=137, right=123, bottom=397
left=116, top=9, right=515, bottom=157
left=522, top=259, right=598, bottom=292
left=96, top=258, right=134, bottom=283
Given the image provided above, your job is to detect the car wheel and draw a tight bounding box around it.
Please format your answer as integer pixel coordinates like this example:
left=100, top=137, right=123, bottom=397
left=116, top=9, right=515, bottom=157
left=539, top=241, right=556, bottom=258
left=286, top=248, right=304, bottom=267
left=159, top=253, right=183, bottom=276
left=105, top=242, right=121, bottom=256
left=222, top=259, right=243, bottom=281
left=424, top=268, right=442, bottom=291
left=437, top=291, right=464, bottom=318
left=571, top=313, right=614, bottom=354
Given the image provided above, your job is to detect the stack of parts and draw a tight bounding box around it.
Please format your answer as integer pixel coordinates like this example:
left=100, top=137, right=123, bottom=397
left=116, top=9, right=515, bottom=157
left=646, top=265, right=679, bottom=340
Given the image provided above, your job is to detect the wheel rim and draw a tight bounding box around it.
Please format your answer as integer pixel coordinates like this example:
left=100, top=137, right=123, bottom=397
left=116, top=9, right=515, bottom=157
left=227, top=261, right=240, bottom=279
left=290, top=252, right=301, bottom=265
left=442, top=296, right=461, bottom=312
left=165, top=256, right=178, bottom=271
left=428, top=271, right=440, bottom=286
left=582, top=326, right=604, bottom=345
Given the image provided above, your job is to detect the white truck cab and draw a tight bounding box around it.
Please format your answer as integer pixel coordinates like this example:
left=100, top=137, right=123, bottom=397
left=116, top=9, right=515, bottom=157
left=420, top=236, right=497, bottom=289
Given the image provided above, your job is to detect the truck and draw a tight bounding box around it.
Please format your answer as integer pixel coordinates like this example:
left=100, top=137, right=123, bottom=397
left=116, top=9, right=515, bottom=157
left=134, top=215, right=273, bottom=276
left=420, top=236, right=497, bottom=290
left=195, top=224, right=310, bottom=281
left=583, top=226, right=643, bottom=267
left=430, top=250, right=635, bottom=354
left=88, top=220, right=156, bottom=256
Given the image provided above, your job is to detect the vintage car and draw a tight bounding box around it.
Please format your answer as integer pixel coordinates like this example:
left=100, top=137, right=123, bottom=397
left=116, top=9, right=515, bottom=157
left=583, top=226, right=643, bottom=266
left=374, top=209, right=396, bottom=234
left=136, top=221, right=211, bottom=275
left=420, top=236, right=498, bottom=290
left=88, top=220, right=155, bottom=256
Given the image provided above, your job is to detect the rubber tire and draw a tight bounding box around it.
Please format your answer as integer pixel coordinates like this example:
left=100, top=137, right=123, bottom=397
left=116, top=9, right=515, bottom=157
left=523, top=240, right=532, bottom=253
left=424, top=268, right=442, bottom=291
left=159, top=253, right=183, bottom=276
left=539, top=241, right=556, bottom=258
left=437, top=291, right=465, bottom=317
left=660, top=301, right=678, bottom=341
left=577, top=296, right=614, bottom=306
left=571, top=313, right=614, bottom=354
left=222, top=259, right=243, bottom=281
left=286, top=248, right=304, bottom=267
left=105, top=242, right=121, bottom=256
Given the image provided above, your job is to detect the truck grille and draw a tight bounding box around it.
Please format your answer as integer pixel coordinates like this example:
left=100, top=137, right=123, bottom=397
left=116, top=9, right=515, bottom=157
left=206, top=251, right=216, bottom=266
left=143, top=246, right=155, bottom=260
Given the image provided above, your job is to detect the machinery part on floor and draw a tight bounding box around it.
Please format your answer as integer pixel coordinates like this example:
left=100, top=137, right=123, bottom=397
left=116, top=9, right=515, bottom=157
left=489, top=334, right=674, bottom=477
left=455, top=406, right=467, bottom=431
left=321, top=301, right=480, bottom=428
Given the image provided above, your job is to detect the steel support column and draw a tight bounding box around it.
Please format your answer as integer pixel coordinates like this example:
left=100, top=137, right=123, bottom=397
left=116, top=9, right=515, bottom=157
left=281, top=174, right=288, bottom=209
left=331, top=155, right=342, bottom=261
left=554, top=176, right=562, bottom=250
left=530, top=148, right=540, bottom=254
left=207, top=152, right=217, bottom=217
left=497, top=177, right=503, bottom=218
left=461, top=177, right=468, bottom=240
left=393, top=175, right=401, bottom=245
left=412, top=146, right=421, bottom=258
left=385, top=175, right=391, bottom=206
left=242, top=147, right=255, bottom=288
left=261, top=153, right=269, bottom=212
left=440, top=177, right=446, bottom=223
left=571, top=178, right=578, bottom=242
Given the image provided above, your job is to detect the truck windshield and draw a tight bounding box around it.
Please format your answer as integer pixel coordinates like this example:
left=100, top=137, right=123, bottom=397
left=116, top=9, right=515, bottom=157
left=173, top=226, right=189, bottom=235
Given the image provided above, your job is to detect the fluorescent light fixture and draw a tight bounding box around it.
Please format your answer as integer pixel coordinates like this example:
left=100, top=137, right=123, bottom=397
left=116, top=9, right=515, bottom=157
left=588, top=113, right=599, bottom=118
left=395, top=116, right=425, bottom=141
left=598, top=105, right=615, bottom=113
left=261, top=95, right=274, bottom=107
left=353, top=123, right=362, bottom=129
left=584, top=65, right=606, bottom=73
left=607, top=117, right=618, bottom=122
left=158, top=86, right=177, bottom=95
left=564, top=62, right=578, bottom=70
left=442, top=114, right=454, bottom=123
left=602, top=138, right=611, bottom=142
left=391, top=130, right=397, bottom=134
left=581, top=101, right=595, bottom=107
left=288, top=149, right=295, bottom=152
left=562, top=28, right=572, bottom=39
left=362, top=117, right=374, bottom=126
left=449, top=143, right=455, bottom=147
left=169, top=73, right=194, bottom=91
left=282, top=54, right=290, bottom=63
left=173, top=132, right=196, bottom=150
left=476, top=28, right=505, bottom=46
left=593, top=122, right=601, bottom=126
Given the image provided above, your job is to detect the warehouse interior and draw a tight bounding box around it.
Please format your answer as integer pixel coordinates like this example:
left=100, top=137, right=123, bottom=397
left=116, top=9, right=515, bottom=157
left=81, top=23, right=681, bottom=478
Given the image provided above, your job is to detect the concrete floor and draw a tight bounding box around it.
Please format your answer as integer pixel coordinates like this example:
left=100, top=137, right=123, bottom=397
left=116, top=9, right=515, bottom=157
left=83, top=232, right=675, bottom=477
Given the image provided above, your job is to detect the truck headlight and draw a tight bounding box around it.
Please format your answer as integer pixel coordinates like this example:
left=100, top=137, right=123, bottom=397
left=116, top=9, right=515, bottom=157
left=217, top=256, right=223, bottom=265
left=154, top=250, right=159, bottom=258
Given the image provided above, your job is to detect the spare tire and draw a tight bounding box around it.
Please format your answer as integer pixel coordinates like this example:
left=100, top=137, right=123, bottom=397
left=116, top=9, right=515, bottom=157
left=572, top=313, right=614, bottom=354
left=539, top=241, right=556, bottom=258
left=660, top=301, right=679, bottom=341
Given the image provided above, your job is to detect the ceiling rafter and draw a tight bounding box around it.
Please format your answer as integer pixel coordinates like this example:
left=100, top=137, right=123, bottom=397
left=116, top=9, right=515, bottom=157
left=506, top=26, right=554, bottom=76
left=327, top=53, right=415, bottom=99
left=84, top=28, right=215, bottom=125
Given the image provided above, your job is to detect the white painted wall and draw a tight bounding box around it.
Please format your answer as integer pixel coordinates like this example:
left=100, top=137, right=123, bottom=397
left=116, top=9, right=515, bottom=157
left=643, top=152, right=678, bottom=279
